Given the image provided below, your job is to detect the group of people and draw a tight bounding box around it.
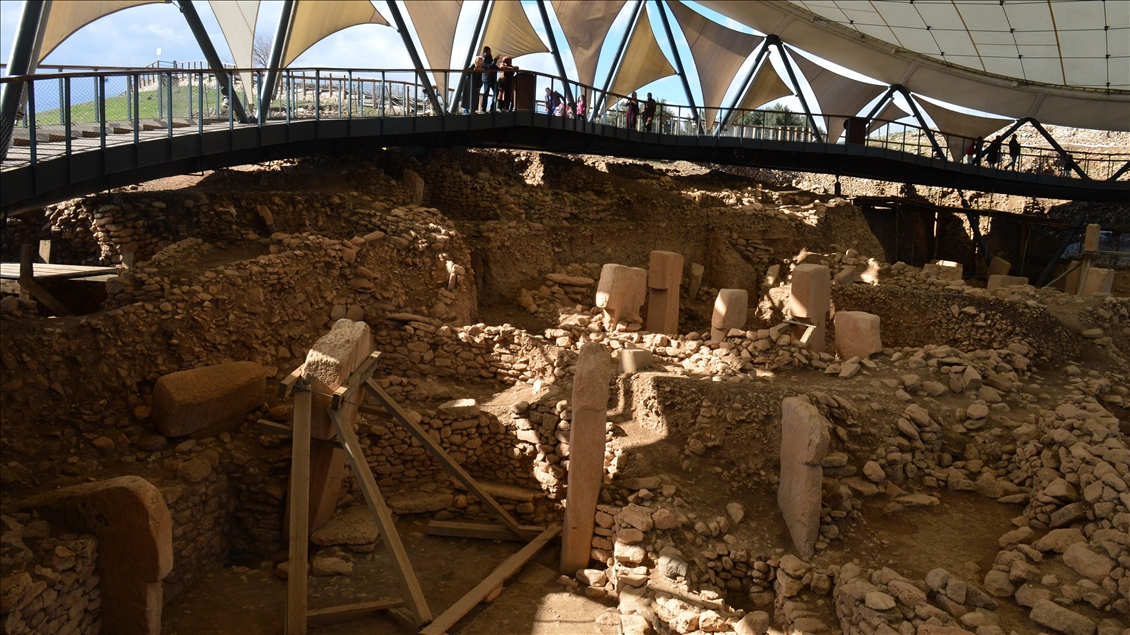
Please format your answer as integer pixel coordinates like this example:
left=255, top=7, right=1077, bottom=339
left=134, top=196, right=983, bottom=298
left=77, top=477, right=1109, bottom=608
left=462, top=46, right=519, bottom=113
left=542, top=88, right=586, bottom=118
left=965, top=133, right=1022, bottom=169
left=622, top=92, right=658, bottom=131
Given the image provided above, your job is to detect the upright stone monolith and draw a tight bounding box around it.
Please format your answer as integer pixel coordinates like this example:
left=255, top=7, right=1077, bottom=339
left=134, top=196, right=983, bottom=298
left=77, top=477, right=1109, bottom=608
left=790, top=264, right=831, bottom=352
left=646, top=250, right=684, bottom=335
left=595, top=264, right=647, bottom=326
left=561, top=343, right=613, bottom=574
left=778, top=398, right=830, bottom=558
left=710, top=288, right=748, bottom=341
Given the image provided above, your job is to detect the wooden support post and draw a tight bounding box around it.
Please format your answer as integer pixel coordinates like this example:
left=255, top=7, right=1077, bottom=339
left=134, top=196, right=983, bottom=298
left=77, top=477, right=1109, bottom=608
left=19, top=244, right=32, bottom=300
left=18, top=244, right=71, bottom=316
left=327, top=408, right=432, bottom=626
left=38, top=239, right=51, bottom=263
left=285, top=385, right=312, bottom=635
left=361, top=381, right=535, bottom=541
left=420, top=525, right=562, bottom=635
left=560, top=343, right=613, bottom=574
left=427, top=520, right=547, bottom=542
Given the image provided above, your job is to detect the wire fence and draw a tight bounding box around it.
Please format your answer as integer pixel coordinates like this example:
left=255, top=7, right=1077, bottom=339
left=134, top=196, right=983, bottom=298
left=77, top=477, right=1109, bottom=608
left=2, top=65, right=1127, bottom=183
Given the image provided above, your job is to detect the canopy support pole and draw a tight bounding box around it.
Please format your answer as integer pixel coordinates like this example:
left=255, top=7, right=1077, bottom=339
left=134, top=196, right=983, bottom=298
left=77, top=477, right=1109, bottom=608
left=773, top=40, right=822, bottom=143
left=258, top=0, right=296, bottom=123
left=450, top=0, right=491, bottom=113
left=0, top=0, right=47, bottom=160
left=176, top=0, right=248, bottom=123
left=593, top=0, right=643, bottom=119
left=536, top=0, right=572, bottom=105
left=896, top=86, right=946, bottom=161
left=1026, top=117, right=1090, bottom=180
left=385, top=0, right=443, bottom=113
left=653, top=0, right=702, bottom=135
left=714, top=40, right=770, bottom=136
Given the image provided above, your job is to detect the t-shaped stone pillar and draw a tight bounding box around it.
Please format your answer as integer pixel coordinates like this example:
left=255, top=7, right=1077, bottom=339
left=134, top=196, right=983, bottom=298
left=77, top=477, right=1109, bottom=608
left=646, top=250, right=684, bottom=335
left=710, top=288, right=748, bottom=342
left=789, top=264, right=831, bottom=352
left=561, top=343, right=613, bottom=574
left=595, top=264, right=647, bottom=326
left=778, top=398, right=830, bottom=558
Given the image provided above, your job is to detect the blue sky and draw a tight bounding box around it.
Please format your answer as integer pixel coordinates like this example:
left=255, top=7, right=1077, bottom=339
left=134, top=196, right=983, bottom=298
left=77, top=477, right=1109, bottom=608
left=0, top=1, right=1000, bottom=131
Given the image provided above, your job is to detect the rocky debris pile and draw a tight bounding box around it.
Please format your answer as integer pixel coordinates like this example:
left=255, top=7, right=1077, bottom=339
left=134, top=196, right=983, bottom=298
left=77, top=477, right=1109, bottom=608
left=833, top=563, right=1001, bottom=635
left=0, top=514, right=100, bottom=635
left=517, top=269, right=598, bottom=318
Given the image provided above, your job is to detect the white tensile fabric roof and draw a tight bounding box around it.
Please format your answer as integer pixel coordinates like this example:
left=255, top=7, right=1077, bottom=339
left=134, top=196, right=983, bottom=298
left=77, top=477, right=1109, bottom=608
left=787, top=49, right=888, bottom=143
left=208, top=0, right=259, bottom=105
left=25, top=0, right=1129, bottom=132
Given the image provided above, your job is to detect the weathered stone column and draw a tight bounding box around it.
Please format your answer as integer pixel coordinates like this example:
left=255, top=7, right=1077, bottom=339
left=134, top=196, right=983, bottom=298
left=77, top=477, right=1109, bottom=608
left=561, top=343, right=613, bottom=574
left=777, top=397, right=830, bottom=558
left=789, top=264, right=830, bottom=352
left=595, top=264, right=647, bottom=326
left=646, top=250, right=684, bottom=335
left=290, top=319, right=371, bottom=533
left=710, top=288, right=748, bottom=342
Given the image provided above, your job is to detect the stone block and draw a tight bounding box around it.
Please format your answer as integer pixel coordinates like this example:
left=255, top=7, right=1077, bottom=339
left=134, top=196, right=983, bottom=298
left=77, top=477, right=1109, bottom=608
left=924, top=260, right=963, bottom=281
left=764, top=264, right=781, bottom=288
left=151, top=361, right=265, bottom=437
left=987, top=257, right=1012, bottom=277
left=710, top=289, right=748, bottom=342
left=438, top=398, right=480, bottom=418
left=646, top=287, right=679, bottom=335
left=403, top=169, right=424, bottom=205
left=778, top=398, right=830, bottom=558
left=19, top=476, right=172, bottom=635
left=648, top=250, right=684, bottom=290
left=619, top=348, right=653, bottom=374
left=834, top=311, right=882, bottom=360
left=1080, top=267, right=1114, bottom=297
left=687, top=262, right=705, bottom=299
left=833, top=267, right=857, bottom=285
left=789, top=264, right=830, bottom=319
left=987, top=275, right=1029, bottom=290
left=1083, top=223, right=1100, bottom=252
left=561, top=343, right=613, bottom=574
left=595, top=264, right=647, bottom=324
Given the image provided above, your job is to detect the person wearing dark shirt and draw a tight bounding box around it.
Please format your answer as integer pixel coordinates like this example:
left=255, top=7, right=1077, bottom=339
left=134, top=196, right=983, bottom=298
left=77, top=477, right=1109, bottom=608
left=986, top=137, right=1001, bottom=168
left=496, top=56, right=517, bottom=112
left=1007, top=134, right=1021, bottom=170
left=625, top=92, right=639, bottom=130
left=463, top=56, right=483, bottom=114
left=643, top=93, right=657, bottom=132
left=479, top=46, right=496, bottom=112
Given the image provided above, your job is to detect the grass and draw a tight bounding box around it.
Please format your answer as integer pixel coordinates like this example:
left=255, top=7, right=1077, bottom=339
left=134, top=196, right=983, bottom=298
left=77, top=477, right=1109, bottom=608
left=31, top=83, right=231, bottom=125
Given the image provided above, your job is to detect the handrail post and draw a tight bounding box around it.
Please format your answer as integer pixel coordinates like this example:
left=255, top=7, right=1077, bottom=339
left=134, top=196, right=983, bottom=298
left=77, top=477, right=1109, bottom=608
left=167, top=71, right=174, bottom=139
left=198, top=72, right=204, bottom=134
left=133, top=74, right=140, bottom=144
left=315, top=70, right=321, bottom=120
left=27, top=80, right=36, bottom=164
left=384, top=0, right=442, bottom=113
left=100, top=76, right=107, bottom=151
left=64, top=77, right=71, bottom=157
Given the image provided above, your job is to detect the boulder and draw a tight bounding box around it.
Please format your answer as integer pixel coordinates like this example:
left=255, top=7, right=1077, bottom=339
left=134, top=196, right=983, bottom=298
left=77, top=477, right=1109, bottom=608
left=151, top=361, right=265, bottom=437
left=834, top=311, right=882, bottom=360
left=1029, top=599, right=1096, bottom=635
left=1062, top=543, right=1114, bottom=582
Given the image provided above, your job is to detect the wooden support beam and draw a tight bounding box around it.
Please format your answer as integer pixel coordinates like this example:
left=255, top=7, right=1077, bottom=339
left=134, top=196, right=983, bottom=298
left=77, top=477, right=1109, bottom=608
left=362, top=380, right=535, bottom=541
left=17, top=245, right=71, bottom=316
left=257, top=420, right=343, bottom=450
left=419, top=525, right=561, bottom=635
left=427, top=520, right=547, bottom=542
left=285, top=387, right=312, bottom=635
left=328, top=408, right=432, bottom=626
left=307, top=598, right=403, bottom=620
left=279, top=364, right=305, bottom=399
left=331, top=351, right=380, bottom=410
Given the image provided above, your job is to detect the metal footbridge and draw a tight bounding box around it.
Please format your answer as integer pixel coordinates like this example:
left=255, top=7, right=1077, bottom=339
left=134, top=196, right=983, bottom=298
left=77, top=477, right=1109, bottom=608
left=2, top=66, right=1128, bottom=215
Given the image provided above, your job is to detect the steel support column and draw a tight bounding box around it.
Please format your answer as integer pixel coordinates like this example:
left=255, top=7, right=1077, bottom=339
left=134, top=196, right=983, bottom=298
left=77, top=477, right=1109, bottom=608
left=1035, top=222, right=1083, bottom=287
left=653, top=0, right=702, bottom=134
left=385, top=0, right=443, bottom=113
left=536, top=0, right=572, bottom=105
left=862, top=86, right=896, bottom=121
left=714, top=41, right=770, bottom=135
left=896, top=86, right=946, bottom=161
left=774, top=40, right=822, bottom=143
left=593, top=0, right=644, bottom=118
left=177, top=0, right=248, bottom=123
left=1026, top=118, right=1091, bottom=180
left=450, top=0, right=491, bottom=113
left=0, top=0, right=48, bottom=159
left=258, top=0, right=296, bottom=123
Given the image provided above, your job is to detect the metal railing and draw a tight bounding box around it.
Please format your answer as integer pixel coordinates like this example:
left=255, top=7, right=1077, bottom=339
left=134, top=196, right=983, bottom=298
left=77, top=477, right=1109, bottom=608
left=2, top=65, right=1127, bottom=182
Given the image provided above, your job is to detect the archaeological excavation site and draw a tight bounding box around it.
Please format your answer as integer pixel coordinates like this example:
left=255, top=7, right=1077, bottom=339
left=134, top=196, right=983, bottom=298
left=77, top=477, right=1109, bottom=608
left=1, top=146, right=1127, bottom=635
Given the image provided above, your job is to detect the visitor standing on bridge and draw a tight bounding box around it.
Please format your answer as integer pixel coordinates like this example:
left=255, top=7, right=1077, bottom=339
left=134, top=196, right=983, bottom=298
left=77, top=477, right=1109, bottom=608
left=973, top=136, right=985, bottom=165
left=463, top=56, right=484, bottom=114
left=1007, top=134, right=1021, bottom=170
left=643, top=93, right=657, bottom=132
left=625, top=92, right=639, bottom=130
left=575, top=92, right=586, bottom=119
left=479, top=46, right=497, bottom=112
left=986, top=137, right=1001, bottom=169
left=496, top=56, right=517, bottom=112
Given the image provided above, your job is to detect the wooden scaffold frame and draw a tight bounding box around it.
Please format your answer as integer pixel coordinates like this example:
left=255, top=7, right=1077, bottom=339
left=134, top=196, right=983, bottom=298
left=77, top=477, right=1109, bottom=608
left=272, top=350, right=561, bottom=635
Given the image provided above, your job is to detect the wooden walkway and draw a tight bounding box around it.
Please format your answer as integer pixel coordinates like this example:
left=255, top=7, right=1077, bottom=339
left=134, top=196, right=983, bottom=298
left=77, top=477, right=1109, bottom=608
left=0, top=262, right=118, bottom=280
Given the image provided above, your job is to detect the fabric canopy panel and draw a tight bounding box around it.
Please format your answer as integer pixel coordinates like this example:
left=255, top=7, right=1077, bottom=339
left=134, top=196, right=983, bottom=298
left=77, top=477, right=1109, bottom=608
left=697, top=0, right=1129, bottom=131
left=551, top=0, right=626, bottom=88
left=866, top=101, right=908, bottom=135
left=404, top=1, right=462, bottom=100
left=39, top=0, right=165, bottom=62
left=667, top=0, right=762, bottom=130
left=788, top=48, right=887, bottom=143
left=608, top=8, right=675, bottom=102
left=916, top=97, right=1010, bottom=162
left=209, top=0, right=259, bottom=106
left=481, top=0, right=548, bottom=60
left=736, top=61, right=791, bottom=112
left=283, top=0, right=390, bottom=67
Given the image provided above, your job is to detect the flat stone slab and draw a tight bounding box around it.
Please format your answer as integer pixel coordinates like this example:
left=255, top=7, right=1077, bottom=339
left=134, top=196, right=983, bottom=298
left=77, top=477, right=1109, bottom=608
left=778, top=397, right=830, bottom=558
left=311, top=505, right=381, bottom=546
left=152, top=361, right=265, bottom=437
left=387, top=491, right=455, bottom=514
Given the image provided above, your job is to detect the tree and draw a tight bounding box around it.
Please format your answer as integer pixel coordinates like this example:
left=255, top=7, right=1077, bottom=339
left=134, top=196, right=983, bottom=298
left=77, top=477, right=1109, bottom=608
left=252, top=34, right=271, bottom=68
left=733, top=103, right=804, bottom=128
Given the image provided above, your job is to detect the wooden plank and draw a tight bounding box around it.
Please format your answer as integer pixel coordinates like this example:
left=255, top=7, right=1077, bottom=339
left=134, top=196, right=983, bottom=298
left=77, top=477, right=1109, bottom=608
left=427, top=520, right=546, bottom=542
left=0, top=262, right=119, bottom=280
left=307, top=598, right=403, bottom=620
left=257, top=420, right=343, bottom=449
left=419, top=525, right=562, bottom=635
left=19, top=276, right=72, bottom=316
left=279, top=364, right=305, bottom=399
left=331, top=351, right=381, bottom=410
left=362, top=380, right=535, bottom=542
left=286, top=387, right=313, bottom=635
left=328, top=408, right=432, bottom=626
